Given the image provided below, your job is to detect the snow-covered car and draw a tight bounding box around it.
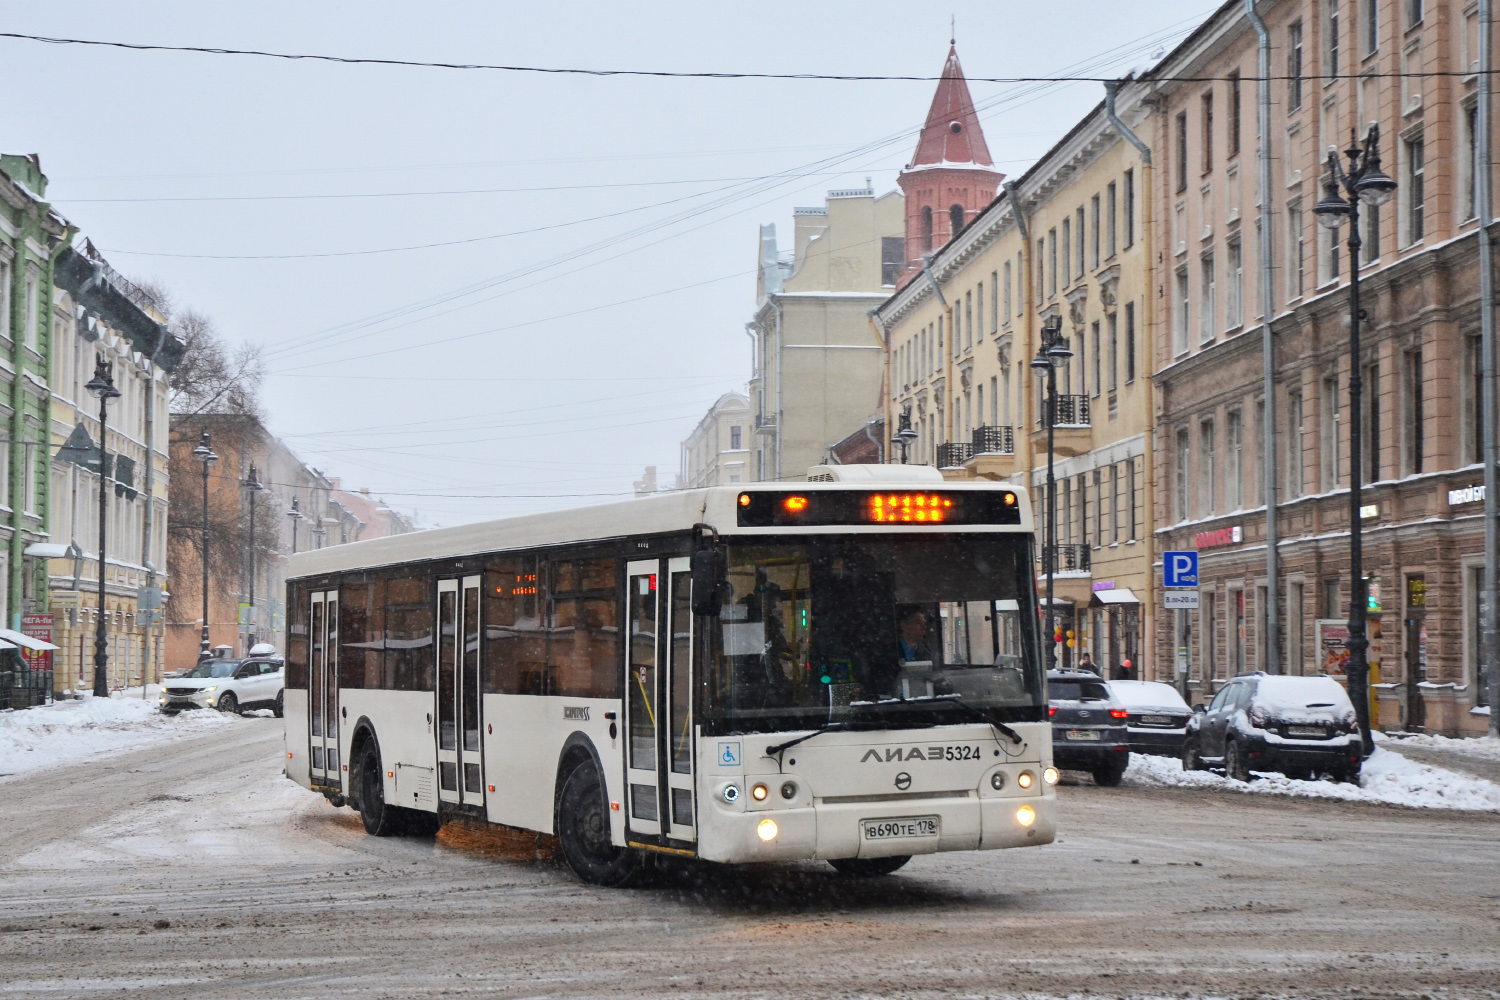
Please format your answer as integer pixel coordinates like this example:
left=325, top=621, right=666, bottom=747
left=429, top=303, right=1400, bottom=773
left=1183, top=672, right=1362, bottom=782
left=1048, top=671, right=1130, bottom=786
left=1108, top=680, right=1193, bottom=757
left=160, top=648, right=285, bottom=717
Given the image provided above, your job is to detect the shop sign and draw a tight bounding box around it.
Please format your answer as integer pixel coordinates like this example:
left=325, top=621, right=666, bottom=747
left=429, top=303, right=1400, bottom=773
left=1448, top=484, right=1485, bottom=506
left=1091, top=581, right=1116, bottom=591
left=1315, top=620, right=1350, bottom=674
left=1359, top=504, right=1379, bottom=519
left=1194, top=526, right=1242, bottom=549
left=21, top=613, right=53, bottom=671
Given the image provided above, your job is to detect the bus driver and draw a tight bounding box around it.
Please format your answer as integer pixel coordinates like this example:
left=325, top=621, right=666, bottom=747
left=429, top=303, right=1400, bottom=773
left=897, top=607, right=934, bottom=664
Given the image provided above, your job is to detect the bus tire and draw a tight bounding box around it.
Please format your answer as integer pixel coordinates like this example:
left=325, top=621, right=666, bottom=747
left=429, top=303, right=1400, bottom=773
left=557, top=758, right=642, bottom=887
left=828, top=856, right=910, bottom=877
left=357, top=743, right=401, bottom=837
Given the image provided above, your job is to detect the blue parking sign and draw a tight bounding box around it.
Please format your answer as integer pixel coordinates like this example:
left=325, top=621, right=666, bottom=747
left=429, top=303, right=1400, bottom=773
left=1163, top=550, right=1199, bottom=588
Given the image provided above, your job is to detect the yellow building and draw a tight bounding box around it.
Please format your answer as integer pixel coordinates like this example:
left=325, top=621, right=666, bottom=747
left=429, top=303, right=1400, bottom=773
left=874, top=87, right=1158, bottom=676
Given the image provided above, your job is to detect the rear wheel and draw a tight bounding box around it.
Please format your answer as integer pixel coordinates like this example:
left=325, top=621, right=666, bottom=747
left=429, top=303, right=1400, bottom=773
left=1092, top=757, right=1128, bottom=787
left=828, top=855, right=911, bottom=877
left=217, top=692, right=238, bottom=715
left=357, top=744, right=401, bottom=836
left=1225, top=740, right=1251, bottom=782
left=556, top=759, right=643, bottom=886
left=272, top=691, right=284, bottom=719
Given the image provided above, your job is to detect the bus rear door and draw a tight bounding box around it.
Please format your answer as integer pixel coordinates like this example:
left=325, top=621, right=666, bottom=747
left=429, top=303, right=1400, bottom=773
left=625, top=557, right=697, bottom=845
left=308, top=590, right=339, bottom=787
left=436, top=576, right=485, bottom=808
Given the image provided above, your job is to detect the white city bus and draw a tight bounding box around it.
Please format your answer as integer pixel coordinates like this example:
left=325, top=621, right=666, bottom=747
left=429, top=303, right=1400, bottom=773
left=283, top=466, right=1056, bottom=884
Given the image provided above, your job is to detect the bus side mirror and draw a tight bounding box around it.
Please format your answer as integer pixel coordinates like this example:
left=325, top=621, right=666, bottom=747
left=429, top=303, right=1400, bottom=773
left=691, top=549, right=723, bottom=617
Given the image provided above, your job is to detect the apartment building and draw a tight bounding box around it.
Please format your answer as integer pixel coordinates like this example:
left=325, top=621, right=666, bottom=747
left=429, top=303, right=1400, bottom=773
left=679, top=391, right=750, bottom=488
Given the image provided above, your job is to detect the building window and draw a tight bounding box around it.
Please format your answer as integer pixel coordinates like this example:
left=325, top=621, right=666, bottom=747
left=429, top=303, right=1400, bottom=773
left=949, top=204, right=965, bottom=239
left=1405, top=349, right=1424, bottom=474
left=1321, top=376, right=1341, bottom=490
left=1090, top=321, right=1101, bottom=398
left=1253, top=397, right=1267, bottom=501
left=1048, top=230, right=1058, bottom=298
left=1364, top=361, right=1381, bottom=482
left=1471, top=565, right=1491, bottom=708
left=1175, top=428, right=1191, bottom=521
left=1326, top=2, right=1339, bottom=80
left=964, top=291, right=973, bottom=350
left=880, top=237, right=904, bottom=286
left=24, top=275, right=38, bottom=352
left=1464, top=102, right=1479, bottom=222
left=1363, top=0, right=1378, bottom=55
left=1467, top=334, right=1484, bottom=464
left=1200, top=252, right=1216, bottom=344
left=1405, top=133, right=1426, bottom=243
left=1125, top=301, right=1136, bottom=384
left=1287, top=199, right=1306, bottom=300
left=1174, top=267, right=1190, bottom=356
left=730, top=425, right=742, bottom=450
left=1288, top=389, right=1305, bottom=496
left=1226, top=408, right=1244, bottom=509
left=1061, top=218, right=1072, bottom=287
left=1123, top=169, right=1135, bottom=248
left=1129, top=457, right=1139, bottom=539
left=1406, top=0, right=1423, bottom=28
left=1176, top=111, right=1189, bottom=193
left=1288, top=21, right=1304, bottom=111
left=1073, top=206, right=1084, bottom=277
left=1363, top=199, right=1382, bottom=263
left=1290, top=581, right=1306, bottom=674
left=921, top=206, right=933, bottom=251
left=990, top=270, right=999, bottom=332
left=1201, top=91, right=1214, bottom=172
left=1107, top=312, right=1118, bottom=393
left=1201, top=418, right=1217, bottom=516
left=1226, top=238, right=1243, bottom=329
left=1105, top=182, right=1117, bottom=259
left=1003, top=261, right=1012, bottom=321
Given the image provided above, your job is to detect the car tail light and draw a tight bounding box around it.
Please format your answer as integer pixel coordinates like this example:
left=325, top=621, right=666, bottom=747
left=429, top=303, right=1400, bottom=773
left=1249, top=708, right=1268, bottom=729
left=1048, top=706, right=1057, bottom=717
left=1108, top=708, right=1128, bottom=719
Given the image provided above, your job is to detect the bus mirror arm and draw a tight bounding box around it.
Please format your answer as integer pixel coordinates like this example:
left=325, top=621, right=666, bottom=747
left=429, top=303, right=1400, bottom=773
left=690, top=523, right=727, bottom=617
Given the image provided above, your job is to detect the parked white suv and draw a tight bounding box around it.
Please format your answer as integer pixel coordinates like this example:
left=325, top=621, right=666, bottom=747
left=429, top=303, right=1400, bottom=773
left=160, top=645, right=285, bottom=717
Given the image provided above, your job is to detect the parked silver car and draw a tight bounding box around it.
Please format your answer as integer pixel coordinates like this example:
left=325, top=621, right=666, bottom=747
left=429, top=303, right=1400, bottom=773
left=160, top=650, right=284, bottom=716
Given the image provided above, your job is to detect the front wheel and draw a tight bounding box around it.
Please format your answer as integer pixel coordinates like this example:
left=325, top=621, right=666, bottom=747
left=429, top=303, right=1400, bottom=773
left=828, top=856, right=911, bottom=877
left=556, top=759, right=643, bottom=886
left=1225, top=740, right=1251, bottom=782
left=217, top=692, right=238, bottom=715
left=272, top=691, right=284, bottom=718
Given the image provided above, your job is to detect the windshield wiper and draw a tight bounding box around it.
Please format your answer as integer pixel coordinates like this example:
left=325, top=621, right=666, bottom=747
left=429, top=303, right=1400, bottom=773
left=934, top=696, right=1025, bottom=746
left=764, top=722, right=846, bottom=758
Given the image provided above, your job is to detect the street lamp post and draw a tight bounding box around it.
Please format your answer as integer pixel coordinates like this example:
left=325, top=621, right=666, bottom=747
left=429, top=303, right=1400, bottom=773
left=191, top=432, right=217, bottom=659
left=85, top=358, right=121, bottom=698
left=287, top=497, right=304, bottom=554
left=1030, top=315, right=1071, bottom=673
left=1313, top=124, right=1398, bottom=755
left=893, top=408, right=918, bottom=464
left=243, top=464, right=264, bottom=651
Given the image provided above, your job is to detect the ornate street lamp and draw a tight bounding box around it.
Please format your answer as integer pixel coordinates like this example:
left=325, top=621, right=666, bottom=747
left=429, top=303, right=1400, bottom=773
left=84, top=358, right=121, bottom=698
left=287, top=496, right=304, bottom=554
left=1313, top=123, right=1397, bottom=755
left=243, top=464, right=265, bottom=651
left=893, top=408, right=919, bottom=464
left=1030, top=314, right=1071, bottom=672
left=191, top=431, right=217, bottom=659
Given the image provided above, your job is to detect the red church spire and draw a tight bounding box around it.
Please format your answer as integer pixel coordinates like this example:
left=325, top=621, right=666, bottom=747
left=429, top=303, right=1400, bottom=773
left=906, top=46, right=994, bottom=169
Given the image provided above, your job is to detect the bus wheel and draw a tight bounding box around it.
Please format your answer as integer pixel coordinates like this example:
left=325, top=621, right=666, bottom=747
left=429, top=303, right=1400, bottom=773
left=357, top=745, right=401, bottom=837
left=557, top=759, right=642, bottom=887
left=828, top=856, right=910, bottom=877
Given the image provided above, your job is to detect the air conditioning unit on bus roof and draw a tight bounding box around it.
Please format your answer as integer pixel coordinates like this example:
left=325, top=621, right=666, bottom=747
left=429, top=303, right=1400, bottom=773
left=805, top=464, right=945, bottom=484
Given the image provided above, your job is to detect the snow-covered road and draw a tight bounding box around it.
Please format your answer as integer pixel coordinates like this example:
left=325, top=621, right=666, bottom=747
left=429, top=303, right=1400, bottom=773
left=1, top=718, right=1497, bottom=999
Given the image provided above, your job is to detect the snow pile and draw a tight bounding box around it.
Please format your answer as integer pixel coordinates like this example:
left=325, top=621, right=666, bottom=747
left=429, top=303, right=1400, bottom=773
left=1123, top=748, right=1500, bottom=812
left=1379, top=731, right=1500, bottom=764
left=0, top=688, right=236, bottom=778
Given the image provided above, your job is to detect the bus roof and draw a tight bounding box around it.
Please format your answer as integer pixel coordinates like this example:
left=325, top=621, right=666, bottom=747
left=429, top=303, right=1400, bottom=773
left=287, top=479, right=1033, bottom=581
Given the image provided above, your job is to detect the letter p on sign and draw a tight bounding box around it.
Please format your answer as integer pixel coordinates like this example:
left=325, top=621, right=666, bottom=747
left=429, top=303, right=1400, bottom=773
left=1164, top=551, right=1199, bottom=588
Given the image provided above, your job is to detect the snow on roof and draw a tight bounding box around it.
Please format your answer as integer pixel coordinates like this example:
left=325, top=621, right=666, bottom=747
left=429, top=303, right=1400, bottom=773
left=1253, top=675, right=1354, bottom=718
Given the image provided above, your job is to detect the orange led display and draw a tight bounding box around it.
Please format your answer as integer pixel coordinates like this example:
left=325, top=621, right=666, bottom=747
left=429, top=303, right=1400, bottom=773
left=867, top=493, right=954, bottom=523
left=783, top=496, right=809, bottom=513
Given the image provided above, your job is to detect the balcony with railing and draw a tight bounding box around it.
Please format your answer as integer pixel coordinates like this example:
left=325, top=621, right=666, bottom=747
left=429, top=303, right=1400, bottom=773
left=1029, top=394, right=1093, bottom=458
left=936, top=442, right=974, bottom=469
left=1039, top=543, right=1092, bottom=576
left=963, top=424, right=1017, bottom=478
left=972, top=424, right=1014, bottom=455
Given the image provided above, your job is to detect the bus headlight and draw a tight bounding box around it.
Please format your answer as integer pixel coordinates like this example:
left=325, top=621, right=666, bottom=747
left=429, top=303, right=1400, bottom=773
left=1043, top=767, right=1059, bottom=785
left=1017, top=770, right=1035, bottom=790
left=757, top=818, right=778, bottom=841
left=1015, top=805, right=1036, bottom=827
left=751, top=783, right=769, bottom=801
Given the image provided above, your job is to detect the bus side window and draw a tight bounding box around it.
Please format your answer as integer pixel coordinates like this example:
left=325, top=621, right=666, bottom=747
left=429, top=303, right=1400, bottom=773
left=551, top=595, right=619, bottom=698
left=386, top=575, right=435, bottom=691
left=485, top=555, right=545, bottom=695
left=286, top=581, right=310, bottom=690
left=340, top=578, right=385, bottom=690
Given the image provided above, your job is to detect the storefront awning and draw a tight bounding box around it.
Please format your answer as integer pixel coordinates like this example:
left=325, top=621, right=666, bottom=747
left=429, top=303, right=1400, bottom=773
left=1038, top=597, right=1075, bottom=606
left=24, top=543, right=72, bottom=559
left=0, top=628, right=58, bottom=651
left=1090, top=588, right=1141, bottom=607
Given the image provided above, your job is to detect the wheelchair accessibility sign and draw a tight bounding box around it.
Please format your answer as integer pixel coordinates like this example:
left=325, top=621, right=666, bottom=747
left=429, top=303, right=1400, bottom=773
left=718, top=741, right=741, bottom=766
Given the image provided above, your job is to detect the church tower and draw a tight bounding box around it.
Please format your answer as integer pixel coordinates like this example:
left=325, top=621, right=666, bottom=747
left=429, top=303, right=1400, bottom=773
left=897, top=44, right=1002, bottom=283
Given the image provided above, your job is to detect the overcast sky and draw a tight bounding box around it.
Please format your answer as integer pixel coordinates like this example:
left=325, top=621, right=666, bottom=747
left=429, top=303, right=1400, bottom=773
left=2, top=1, right=1214, bottom=525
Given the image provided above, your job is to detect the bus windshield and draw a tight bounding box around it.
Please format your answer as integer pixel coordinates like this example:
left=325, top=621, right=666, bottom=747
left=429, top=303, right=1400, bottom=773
left=705, top=534, right=1044, bottom=734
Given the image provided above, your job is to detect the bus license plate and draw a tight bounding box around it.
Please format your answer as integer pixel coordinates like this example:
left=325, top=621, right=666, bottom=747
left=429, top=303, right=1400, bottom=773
left=862, top=816, right=939, bottom=840
left=1066, top=729, right=1101, bottom=741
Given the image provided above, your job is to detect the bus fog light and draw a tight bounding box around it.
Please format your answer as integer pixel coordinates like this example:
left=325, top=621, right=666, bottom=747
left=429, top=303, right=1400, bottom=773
left=722, top=785, right=740, bottom=803
left=1043, top=767, right=1059, bottom=785
left=780, top=781, right=797, bottom=800
left=1017, top=771, right=1034, bottom=790
left=990, top=771, right=1006, bottom=791
left=1015, top=805, right=1036, bottom=827
left=757, top=818, right=778, bottom=841
left=751, top=783, right=768, bottom=801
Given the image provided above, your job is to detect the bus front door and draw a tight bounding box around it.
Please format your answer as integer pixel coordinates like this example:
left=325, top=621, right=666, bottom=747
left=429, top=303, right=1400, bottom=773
left=436, top=576, right=485, bottom=809
left=624, top=558, right=696, bottom=845
left=309, top=590, right=340, bottom=787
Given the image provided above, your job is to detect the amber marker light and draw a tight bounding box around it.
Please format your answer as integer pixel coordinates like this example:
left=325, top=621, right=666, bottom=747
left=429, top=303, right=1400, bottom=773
left=751, top=783, right=769, bottom=801
left=1003, top=492, right=1017, bottom=506
left=1017, top=770, right=1035, bottom=790
left=738, top=493, right=751, bottom=507
left=1015, top=805, right=1037, bottom=827
left=783, top=496, right=809, bottom=512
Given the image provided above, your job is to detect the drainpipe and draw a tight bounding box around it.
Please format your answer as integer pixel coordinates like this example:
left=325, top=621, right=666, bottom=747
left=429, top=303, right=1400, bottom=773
left=920, top=254, right=953, bottom=450
left=1003, top=178, right=1038, bottom=537
left=1480, top=0, right=1499, bottom=735
left=869, top=309, right=893, bottom=461
left=140, top=323, right=167, bottom=696
left=771, top=297, right=784, bottom=482
left=1247, top=0, right=1280, bottom=675
left=1105, top=80, right=1158, bottom=681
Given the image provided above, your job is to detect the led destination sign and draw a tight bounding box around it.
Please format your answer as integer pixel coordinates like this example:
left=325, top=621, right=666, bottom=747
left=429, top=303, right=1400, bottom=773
left=735, top=489, right=1021, bottom=528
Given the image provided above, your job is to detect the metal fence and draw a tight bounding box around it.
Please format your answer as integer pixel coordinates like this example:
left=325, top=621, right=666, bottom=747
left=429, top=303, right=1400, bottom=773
left=1040, top=543, right=1092, bottom=574
left=936, top=442, right=974, bottom=469
left=1052, top=394, right=1091, bottom=426
left=972, top=424, right=1015, bottom=455
left=0, top=668, right=54, bottom=710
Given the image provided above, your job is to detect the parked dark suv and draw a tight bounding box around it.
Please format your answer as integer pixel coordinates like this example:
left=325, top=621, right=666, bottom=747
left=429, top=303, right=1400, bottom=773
left=1047, top=671, right=1130, bottom=786
left=1183, top=673, right=1363, bottom=782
